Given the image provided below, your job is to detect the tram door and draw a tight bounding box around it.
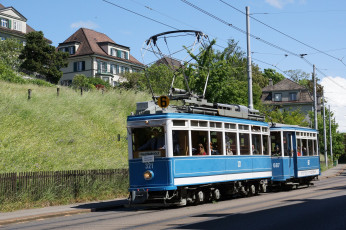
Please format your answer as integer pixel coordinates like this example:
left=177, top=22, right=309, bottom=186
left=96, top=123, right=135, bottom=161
left=283, top=131, right=295, bottom=177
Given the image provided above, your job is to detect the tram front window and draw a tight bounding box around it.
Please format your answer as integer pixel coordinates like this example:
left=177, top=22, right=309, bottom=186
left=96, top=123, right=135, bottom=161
left=308, top=139, right=313, bottom=156
left=263, top=135, right=269, bottom=155
left=131, top=127, right=166, bottom=158
left=172, top=130, right=189, bottom=156
left=283, top=132, right=293, bottom=156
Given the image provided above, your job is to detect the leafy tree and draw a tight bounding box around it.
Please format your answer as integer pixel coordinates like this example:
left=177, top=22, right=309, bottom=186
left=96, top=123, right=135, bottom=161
left=146, top=64, right=185, bottom=95
left=119, top=72, right=147, bottom=91
left=261, top=105, right=308, bottom=126
left=262, top=69, right=285, bottom=85
left=72, top=74, right=94, bottom=90
left=314, top=109, right=345, bottom=161
left=184, top=39, right=262, bottom=107
left=0, top=38, right=23, bottom=70
left=19, top=31, right=69, bottom=84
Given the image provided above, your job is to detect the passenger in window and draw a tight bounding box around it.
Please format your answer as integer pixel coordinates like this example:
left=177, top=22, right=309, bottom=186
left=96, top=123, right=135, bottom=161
left=252, top=145, right=259, bottom=155
left=273, top=144, right=280, bottom=156
left=196, top=144, right=206, bottom=155
left=138, top=129, right=165, bottom=151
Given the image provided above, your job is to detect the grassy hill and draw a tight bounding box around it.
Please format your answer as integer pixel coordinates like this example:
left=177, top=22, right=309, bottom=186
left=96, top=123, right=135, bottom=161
left=0, top=81, right=151, bottom=173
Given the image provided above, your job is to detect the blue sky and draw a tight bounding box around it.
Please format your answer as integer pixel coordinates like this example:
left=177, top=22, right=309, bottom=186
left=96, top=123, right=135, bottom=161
left=2, top=0, right=346, bottom=132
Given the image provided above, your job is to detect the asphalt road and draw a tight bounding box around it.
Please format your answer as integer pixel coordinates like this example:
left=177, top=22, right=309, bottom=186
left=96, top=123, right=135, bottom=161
left=1, top=172, right=346, bottom=230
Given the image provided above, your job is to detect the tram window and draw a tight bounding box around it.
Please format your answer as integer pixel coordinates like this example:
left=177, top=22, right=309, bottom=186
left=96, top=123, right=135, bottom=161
left=262, top=127, right=268, bottom=133
left=225, top=123, right=236, bottom=130
left=270, top=132, right=281, bottom=156
left=302, top=139, right=308, bottom=156
left=283, top=132, right=293, bottom=156
left=173, top=120, right=186, bottom=126
left=172, top=130, right=189, bottom=156
left=263, top=135, right=269, bottom=155
left=252, top=134, right=261, bottom=155
left=297, top=132, right=301, bottom=137
left=308, top=139, right=313, bottom=156
left=313, top=140, right=317, bottom=155
left=210, top=122, right=222, bottom=128
left=225, top=132, right=237, bottom=155
left=210, top=131, right=223, bottom=155
left=297, top=139, right=302, bottom=156
left=191, top=130, right=208, bottom=155
left=239, top=133, right=250, bottom=155
left=191, top=120, right=208, bottom=127
left=251, top=126, right=261, bottom=132
left=131, top=127, right=166, bottom=158
left=239, top=125, right=249, bottom=131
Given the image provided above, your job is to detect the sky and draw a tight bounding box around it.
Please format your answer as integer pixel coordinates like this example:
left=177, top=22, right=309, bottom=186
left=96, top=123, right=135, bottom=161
left=2, top=0, right=346, bottom=132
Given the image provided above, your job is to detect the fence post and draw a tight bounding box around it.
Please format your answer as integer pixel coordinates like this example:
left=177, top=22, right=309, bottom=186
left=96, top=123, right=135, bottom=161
left=28, top=89, right=32, bottom=100
left=57, top=87, right=60, bottom=97
left=80, top=88, right=83, bottom=96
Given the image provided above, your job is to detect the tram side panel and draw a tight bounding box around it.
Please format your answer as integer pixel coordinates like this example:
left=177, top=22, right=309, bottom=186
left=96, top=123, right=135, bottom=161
left=296, top=156, right=320, bottom=178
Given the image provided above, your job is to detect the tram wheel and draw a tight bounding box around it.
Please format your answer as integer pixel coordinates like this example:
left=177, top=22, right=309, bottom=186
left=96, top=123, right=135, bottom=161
left=196, top=190, right=205, bottom=204
left=213, top=189, right=221, bottom=200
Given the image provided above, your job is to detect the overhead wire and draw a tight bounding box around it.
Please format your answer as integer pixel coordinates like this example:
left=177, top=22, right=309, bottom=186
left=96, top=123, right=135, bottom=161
left=218, top=0, right=346, bottom=68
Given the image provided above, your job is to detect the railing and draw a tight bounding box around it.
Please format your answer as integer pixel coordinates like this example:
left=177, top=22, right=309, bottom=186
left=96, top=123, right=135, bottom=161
left=0, top=169, right=129, bottom=199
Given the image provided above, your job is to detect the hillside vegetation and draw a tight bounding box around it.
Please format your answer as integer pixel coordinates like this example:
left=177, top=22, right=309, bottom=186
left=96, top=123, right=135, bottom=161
left=0, top=81, right=151, bottom=173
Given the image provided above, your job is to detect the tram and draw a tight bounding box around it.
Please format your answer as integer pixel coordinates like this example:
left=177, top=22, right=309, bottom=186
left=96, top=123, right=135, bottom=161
left=270, top=123, right=320, bottom=188
left=128, top=97, right=273, bottom=205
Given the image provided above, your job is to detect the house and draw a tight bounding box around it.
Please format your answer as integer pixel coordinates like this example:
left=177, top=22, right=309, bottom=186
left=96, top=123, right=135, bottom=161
left=57, top=28, right=145, bottom=86
left=155, top=57, right=183, bottom=70
left=261, top=78, right=321, bottom=117
left=0, top=3, right=49, bottom=44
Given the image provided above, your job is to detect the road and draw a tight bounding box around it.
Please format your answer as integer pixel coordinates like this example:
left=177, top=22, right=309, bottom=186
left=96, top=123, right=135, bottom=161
left=2, top=172, right=346, bottom=230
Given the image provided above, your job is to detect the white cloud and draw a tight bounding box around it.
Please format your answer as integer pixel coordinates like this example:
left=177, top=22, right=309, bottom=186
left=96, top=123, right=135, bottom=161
left=70, top=21, right=99, bottom=30
left=321, top=76, right=346, bottom=133
left=265, top=0, right=294, bottom=9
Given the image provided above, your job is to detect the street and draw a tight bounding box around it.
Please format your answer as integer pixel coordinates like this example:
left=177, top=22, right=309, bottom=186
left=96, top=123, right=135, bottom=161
left=1, top=171, right=346, bottom=230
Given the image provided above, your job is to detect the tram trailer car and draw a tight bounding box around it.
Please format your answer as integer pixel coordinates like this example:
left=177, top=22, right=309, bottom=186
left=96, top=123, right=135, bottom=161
left=269, top=124, right=320, bottom=189
left=128, top=98, right=273, bottom=205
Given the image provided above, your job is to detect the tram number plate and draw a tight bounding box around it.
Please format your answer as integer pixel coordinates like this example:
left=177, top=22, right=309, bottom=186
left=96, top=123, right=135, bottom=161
left=142, top=155, right=154, bottom=163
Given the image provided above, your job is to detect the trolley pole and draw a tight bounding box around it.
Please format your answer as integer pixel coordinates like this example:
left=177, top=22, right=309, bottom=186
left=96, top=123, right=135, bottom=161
left=246, top=6, right=253, bottom=110
left=323, top=93, right=328, bottom=167
left=329, top=105, right=333, bottom=165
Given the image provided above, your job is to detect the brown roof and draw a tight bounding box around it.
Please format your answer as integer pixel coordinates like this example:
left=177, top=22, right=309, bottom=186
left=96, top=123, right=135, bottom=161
left=0, top=3, right=5, bottom=8
left=262, top=78, right=306, bottom=92
left=155, top=57, right=182, bottom=69
left=59, top=28, right=144, bottom=66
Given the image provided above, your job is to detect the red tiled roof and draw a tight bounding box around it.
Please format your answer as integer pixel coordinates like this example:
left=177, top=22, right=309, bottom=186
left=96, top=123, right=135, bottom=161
left=60, top=28, right=144, bottom=66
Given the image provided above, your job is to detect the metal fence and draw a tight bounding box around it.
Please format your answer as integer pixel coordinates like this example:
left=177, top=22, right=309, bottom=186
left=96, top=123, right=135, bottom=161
left=0, top=169, right=129, bottom=199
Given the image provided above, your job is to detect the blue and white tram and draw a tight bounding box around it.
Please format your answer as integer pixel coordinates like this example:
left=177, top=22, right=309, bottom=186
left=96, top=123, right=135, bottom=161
left=128, top=98, right=272, bottom=205
left=270, top=124, right=320, bottom=187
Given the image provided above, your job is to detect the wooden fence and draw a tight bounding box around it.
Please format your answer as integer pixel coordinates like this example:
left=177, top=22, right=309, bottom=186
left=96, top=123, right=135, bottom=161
left=0, top=169, right=129, bottom=199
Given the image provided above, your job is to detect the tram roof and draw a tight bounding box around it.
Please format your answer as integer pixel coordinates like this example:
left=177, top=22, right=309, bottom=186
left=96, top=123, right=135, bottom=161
left=127, top=113, right=269, bottom=126
left=270, top=123, right=318, bottom=133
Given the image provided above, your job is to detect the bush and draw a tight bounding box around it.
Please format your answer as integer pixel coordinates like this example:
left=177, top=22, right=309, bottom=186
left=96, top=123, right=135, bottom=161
left=88, top=77, right=111, bottom=89
left=0, top=61, right=26, bottom=84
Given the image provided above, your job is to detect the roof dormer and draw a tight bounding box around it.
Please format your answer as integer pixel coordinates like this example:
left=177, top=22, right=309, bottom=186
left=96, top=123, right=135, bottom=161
left=58, top=41, right=81, bottom=55
left=98, top=41, right=130, bottom=60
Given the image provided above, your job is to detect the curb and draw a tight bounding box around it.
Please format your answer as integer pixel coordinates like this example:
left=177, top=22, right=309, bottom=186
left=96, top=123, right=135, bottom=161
left=0, top=203, right=126, bottom=226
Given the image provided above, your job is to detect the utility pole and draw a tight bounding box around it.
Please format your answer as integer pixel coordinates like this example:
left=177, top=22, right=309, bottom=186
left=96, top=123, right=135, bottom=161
left=329, top=105, right=333, bottom=165
left=313, top=65, right=318, bottom=130
left=246, top=6, right=253, bottom=110
left=323, top=93, right=328, bottom=167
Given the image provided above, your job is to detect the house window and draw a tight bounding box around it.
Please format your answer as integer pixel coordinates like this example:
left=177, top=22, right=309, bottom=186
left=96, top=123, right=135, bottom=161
left=101, top=62, right=107, bottom=73
left=111, top=64, right=115, bottom=74
left=120, top=66, right=125, bottom=73
left=111, top=48, right=117, bottom=56
left=69, top=46, right=75, bottom=55
left=116, top=65, right=120, bottom=74
left=1, top=18, right=9, bottom=28
left=290, top=92, right=297, bottom=101
left=13, top=21, right=21, bottom=31
left=73, top=61, right=85, bottom=72
left=125, top=67, right=129, bottom=72
left=274, top=93, right=282, bottom=102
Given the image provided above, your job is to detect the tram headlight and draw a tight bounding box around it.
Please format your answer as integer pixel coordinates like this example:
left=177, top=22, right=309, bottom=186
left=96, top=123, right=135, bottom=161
left=143, top=170, right=154, bottom=180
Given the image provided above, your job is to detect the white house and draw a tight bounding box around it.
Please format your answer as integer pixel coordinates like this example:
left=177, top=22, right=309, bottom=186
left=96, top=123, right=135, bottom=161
left=57, top=28, right=145, bottom=86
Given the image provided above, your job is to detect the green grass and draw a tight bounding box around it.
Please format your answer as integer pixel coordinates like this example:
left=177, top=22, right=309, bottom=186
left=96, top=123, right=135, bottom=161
left=0, top=81, right=151, bottom=173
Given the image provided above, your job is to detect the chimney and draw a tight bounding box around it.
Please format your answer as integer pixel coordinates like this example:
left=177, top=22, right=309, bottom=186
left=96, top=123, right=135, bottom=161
left=269, top=78, right=273, bottom=86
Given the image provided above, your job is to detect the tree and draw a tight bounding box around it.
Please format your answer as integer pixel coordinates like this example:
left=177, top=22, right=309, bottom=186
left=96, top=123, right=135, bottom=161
left=120, top=72, right=147, bottom=91
left=0, top=38, right=23, bottom=70
left=19, top=31, right=69, bottom=84
left=72, top=74, right=94, bottom=90
left=262, top=69, right=285, bottom=85
left=184, top=39, right=263, bottom=107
